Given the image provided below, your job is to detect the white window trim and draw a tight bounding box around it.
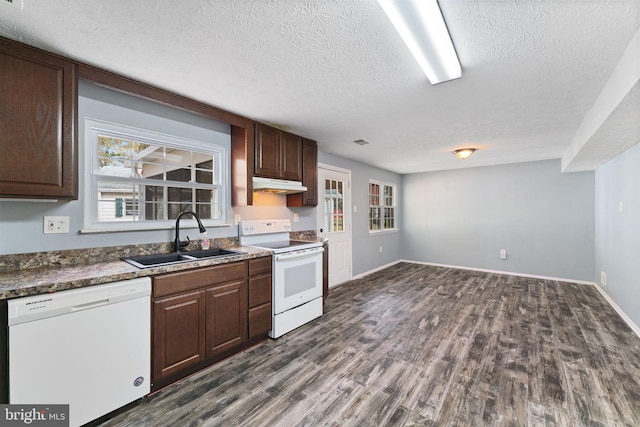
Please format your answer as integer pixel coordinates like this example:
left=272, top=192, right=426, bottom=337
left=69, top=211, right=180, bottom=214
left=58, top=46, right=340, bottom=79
left=368, top=179, right=399, bottom=234
left=82, top=118, right=229, bottom=233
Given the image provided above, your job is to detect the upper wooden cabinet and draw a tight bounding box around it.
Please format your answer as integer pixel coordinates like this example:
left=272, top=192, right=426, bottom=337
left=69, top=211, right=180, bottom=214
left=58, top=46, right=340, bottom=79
left=287, top=138, right=318, bottom=207
left=237, top=122, right=317, bottom=207
left=0, top=37, right=77, bottom=199
left=254, top=123, right=302, bottom=181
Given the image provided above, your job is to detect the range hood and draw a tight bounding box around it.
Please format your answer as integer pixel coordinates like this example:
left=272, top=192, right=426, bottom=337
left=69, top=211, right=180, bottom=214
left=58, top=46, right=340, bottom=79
left=252, top=177, right=307, bottom=194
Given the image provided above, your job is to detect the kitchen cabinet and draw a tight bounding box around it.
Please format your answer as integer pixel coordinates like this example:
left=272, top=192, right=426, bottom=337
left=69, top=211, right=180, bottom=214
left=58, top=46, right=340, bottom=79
left=231, top=123, right=318, bottom=207
left=152, top=261, right=247, bottom=390
left=254, top=123, right=302, bottom=181
left=205, top=280, right=247, bottom=358
left=0, top=37, right=77, bottom=199
left=248, top=256, right=272, bottom=338
left=287, top=138, right=318, bottom=207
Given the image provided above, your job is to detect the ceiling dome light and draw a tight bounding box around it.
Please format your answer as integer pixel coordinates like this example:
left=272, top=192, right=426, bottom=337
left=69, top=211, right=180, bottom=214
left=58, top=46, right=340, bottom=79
left=452, top=148, right=476, bottom=159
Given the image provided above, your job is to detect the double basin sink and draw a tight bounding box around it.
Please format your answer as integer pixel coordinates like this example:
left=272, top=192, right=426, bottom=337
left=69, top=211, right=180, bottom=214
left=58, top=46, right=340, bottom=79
left=123, top=248, right=245, bottom=269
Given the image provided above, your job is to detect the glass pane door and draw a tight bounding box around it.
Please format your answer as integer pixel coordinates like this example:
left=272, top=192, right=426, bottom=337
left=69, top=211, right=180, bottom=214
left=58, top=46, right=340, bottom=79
left=323, top=179, right=344, bottom=233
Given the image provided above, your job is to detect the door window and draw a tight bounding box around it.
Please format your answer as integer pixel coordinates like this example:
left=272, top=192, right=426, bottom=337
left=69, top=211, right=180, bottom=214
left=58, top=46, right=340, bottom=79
left=323, top=179, right=344, bottom=233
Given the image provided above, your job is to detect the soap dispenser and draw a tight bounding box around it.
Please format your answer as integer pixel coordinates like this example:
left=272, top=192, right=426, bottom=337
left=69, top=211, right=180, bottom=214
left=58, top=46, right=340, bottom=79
left=201, top=232, right=210, bottom=250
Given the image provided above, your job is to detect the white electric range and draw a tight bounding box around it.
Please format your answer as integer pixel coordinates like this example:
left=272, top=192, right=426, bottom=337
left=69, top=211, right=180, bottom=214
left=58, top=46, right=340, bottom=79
left=240, top=219, right=324, bottom=338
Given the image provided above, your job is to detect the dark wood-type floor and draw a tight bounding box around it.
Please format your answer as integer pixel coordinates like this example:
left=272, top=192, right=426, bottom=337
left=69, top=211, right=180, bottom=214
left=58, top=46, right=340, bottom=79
left=98, top=263, right=640, bottom=426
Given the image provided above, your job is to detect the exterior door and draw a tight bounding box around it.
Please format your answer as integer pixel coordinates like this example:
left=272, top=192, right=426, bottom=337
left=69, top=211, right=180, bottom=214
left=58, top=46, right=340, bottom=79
left=317, top=165, right=352, bottom=287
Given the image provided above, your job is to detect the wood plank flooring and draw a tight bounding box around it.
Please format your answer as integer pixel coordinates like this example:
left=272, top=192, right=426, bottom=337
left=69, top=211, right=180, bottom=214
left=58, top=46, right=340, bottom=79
left=97, top=263, right=640, bottom=426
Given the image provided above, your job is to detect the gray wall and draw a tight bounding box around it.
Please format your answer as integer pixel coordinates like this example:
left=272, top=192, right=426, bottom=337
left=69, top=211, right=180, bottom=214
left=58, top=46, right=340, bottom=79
left=318, top=151, right=403, bottom=277
left=401, top=159, right=595, bottom=281
left=0, top=81, right=329, bottom=256
left=595, top=143, right=640, bottom=328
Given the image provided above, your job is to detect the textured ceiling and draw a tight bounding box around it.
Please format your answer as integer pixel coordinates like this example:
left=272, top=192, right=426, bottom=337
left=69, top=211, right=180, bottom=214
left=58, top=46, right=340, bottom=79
left=1, top=0, right=639, bottom=174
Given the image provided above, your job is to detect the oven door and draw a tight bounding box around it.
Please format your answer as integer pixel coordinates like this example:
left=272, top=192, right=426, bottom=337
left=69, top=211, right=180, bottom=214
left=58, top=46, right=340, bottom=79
left=273, top=246, right=324, bottom=314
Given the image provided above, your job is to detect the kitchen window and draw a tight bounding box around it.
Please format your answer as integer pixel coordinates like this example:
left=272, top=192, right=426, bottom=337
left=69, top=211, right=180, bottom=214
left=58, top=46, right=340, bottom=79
left=84, top=119, right=228, bottom=231
left=369, top=180, right=397, bottom=232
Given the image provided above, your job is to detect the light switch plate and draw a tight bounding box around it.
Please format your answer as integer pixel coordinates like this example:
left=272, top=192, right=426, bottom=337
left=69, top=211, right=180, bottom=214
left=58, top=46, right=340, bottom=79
left=44, top=216, right=69, bottom=234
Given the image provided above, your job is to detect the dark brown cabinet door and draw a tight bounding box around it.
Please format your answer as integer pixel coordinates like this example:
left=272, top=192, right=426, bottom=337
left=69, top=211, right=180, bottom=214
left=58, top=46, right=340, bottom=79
left=153, top=290, right=206, bottom=382
left=254, top=123, right=281, bottom=178
left=151, top=261, right=248, bottom=390
left=249, top=304, right=272, bottom=338
left=205, top=280, right=248, bottom=358
left=281, top=131, right=302, bottom=181
left=0, top=37, right=77, bottom=199
left=287, top=138, right=318, bottom=207
left=248, top=257, right=272, bottom=338
left=254, top=123, right=302, bottom=181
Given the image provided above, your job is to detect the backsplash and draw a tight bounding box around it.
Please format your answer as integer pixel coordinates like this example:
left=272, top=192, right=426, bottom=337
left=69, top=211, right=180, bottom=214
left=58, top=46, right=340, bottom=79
left=0, top=238, right=238, bottom=273
left=290, top=230, right=317, bottom=241
left=0, top=230, right=317, bottom=273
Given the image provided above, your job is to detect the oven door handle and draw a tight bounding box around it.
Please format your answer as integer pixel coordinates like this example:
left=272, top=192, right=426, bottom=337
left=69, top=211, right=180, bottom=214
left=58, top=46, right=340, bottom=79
left=273, top=246, right=324, bottom=261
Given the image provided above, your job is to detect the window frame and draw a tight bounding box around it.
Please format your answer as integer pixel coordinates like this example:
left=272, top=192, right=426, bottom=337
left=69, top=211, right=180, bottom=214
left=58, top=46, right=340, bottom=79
left=368, top=179, right=398, bottom=234
left=83, top=118, right=228, bottom=232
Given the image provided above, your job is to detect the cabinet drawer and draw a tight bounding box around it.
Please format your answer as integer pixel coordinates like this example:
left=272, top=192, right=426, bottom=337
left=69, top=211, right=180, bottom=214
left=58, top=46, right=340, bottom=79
left=248, top=302, right=271, bottom=338
left=249, top=274, right=272, bottom=308
left=154, top=262, right=246, bottom=298
left=248, top=256, right=271, bottom=276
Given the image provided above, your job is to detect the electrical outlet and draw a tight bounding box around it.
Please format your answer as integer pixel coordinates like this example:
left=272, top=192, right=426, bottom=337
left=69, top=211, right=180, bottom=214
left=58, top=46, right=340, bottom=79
left=379, top=245, right=383, bottom=253
left=43, top=216, right=69, bottom=234
left=601, top=271, right=607, bottom=286
left=234, top=214, right=241, bottom=225
left=500, top=249, right=507, bottom=260
left=293, top=213, right=299, bottom=222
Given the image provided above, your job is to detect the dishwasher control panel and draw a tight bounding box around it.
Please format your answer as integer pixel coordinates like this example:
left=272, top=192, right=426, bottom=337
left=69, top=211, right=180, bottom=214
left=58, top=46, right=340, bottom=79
left=8, top=277, right=151, bottom=325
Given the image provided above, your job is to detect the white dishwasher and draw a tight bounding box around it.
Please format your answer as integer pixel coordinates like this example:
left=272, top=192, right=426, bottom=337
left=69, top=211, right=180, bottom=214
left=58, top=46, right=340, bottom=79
left=8, top=277, right=151, bottom=427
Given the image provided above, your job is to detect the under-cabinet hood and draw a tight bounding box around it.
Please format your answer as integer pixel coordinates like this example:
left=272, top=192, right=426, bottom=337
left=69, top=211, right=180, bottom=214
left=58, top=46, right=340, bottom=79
left=252, top=177, right=307, bottom=194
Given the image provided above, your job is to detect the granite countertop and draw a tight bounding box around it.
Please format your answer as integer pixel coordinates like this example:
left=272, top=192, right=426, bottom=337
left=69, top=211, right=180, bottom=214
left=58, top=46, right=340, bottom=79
left=0, top=245, right=272, bottom=300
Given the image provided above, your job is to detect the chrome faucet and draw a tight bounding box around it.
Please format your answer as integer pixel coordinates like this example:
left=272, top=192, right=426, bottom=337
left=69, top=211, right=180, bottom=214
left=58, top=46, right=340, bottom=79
left=174, top=210, right=207, bottom=252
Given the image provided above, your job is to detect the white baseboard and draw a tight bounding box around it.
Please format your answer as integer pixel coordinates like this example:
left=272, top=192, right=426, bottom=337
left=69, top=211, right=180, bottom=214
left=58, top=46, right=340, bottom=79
left=350, top=260, right=403, bottom=281
left=400, top=259, right=597, bottom=285
left=592, top=282, right=640, bottom=338
left=350, top=259, right=640, bottom=340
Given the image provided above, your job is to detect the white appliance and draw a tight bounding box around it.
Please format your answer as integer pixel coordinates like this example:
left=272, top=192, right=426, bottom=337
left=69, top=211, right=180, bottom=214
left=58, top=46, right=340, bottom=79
left=240, top=219, right=323, bottom=338
left=8, top=277, right=151, bottom=427
left=252, top=176, right=307, bottom=194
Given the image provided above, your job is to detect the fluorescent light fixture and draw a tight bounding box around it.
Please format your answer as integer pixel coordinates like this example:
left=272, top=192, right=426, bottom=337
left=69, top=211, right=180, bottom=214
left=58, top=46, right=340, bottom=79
left=452, top=148, right=476, bottom=159
left=378, top=0, right=461, bottom=84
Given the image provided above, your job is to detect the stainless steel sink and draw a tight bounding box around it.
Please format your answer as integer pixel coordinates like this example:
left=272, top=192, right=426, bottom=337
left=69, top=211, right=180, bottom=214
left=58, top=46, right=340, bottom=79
left=122, top=249, right=245, bottom=269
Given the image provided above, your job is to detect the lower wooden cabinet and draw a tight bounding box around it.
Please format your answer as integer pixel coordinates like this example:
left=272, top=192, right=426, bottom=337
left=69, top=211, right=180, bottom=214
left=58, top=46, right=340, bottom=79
left=151, top=258, right=271, bottom=391
left=205, top=280, right=247, bottom=358
left=153, top=290, right=206, bottom=382
left=248, top=256, right=272, bottom=338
